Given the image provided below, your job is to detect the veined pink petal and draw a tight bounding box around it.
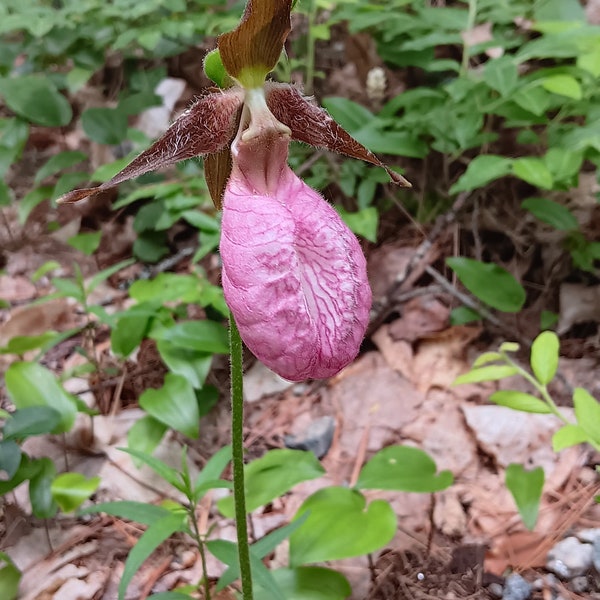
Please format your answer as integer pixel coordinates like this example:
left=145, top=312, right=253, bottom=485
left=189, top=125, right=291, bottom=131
left=220, top=129, right=371, bottom=381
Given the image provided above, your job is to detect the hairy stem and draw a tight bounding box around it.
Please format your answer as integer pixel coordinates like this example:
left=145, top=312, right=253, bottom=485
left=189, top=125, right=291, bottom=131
left=230, top=315, right=253, bottom=599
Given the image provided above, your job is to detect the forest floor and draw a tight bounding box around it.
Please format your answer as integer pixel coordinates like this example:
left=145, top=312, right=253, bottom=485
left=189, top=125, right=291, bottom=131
left=1, top=7, right=600, bottom=600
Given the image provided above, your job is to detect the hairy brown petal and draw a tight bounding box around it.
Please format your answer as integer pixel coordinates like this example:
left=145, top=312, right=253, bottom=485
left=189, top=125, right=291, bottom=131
left=218, top=0, right=292, bottom=87
left=266, top=83, right=411, bottom=187
left=204, top=146, right=233, bottom=210
left=58, top=89, right=243, bottom=204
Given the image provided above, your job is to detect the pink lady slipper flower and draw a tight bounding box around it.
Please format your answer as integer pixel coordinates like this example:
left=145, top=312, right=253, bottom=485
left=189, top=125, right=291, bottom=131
left=60, top=0, right=410, bottom=381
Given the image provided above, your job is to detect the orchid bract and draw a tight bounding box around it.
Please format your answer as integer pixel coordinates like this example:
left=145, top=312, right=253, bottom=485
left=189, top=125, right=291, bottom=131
left=59, top=0, right=410, bottom=381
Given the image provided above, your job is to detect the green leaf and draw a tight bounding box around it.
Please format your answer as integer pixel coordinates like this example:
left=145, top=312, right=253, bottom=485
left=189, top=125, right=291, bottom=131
left=454, top=365, right=519, bottom=385
left=0, top=551, right=20, bottom=600
left=543, top=148, right=583, bottom=185
left=139, top=374, right=199, bottom=439
left=530, top=330, right=559, bottom=385
left=119, top=514, right=186, bottom=600
left=446, top=257, right=526, bottom=312
left=505, top=463, right=544, bottom=530
left=111, top=305, right=154, bottom=357
left=157, top=341, right=212, bottom=389
left=472, top=352, right=503, bottom=367
left=450, top=306, right=482, bottom=325
left=151, top=320, right=229, bottom=354
left=541, top=311, right=559, bottom=330
left=490, top=390, right=551, bottom=414
left=207, top=539, right=286, bottom=600
left=86, top=258, right=135, bottom=294
left=129, top=273, right=203, bottom=304
left=254, top=567, right=351, bottom=600
left=29, top=458, right=57, bottom=519
left=0, top=75, right=72, bottom=127
left=51, top=472, right=100, bottom=512
left=67, top=231, right=102, bottom=256
left=522, top=198, right=578, bottom=230
left=540, top=74, right=582, bottom=100
left=193, top=445, right=232, bottom=500
left=18, top=186, right=52, bottom=225
left=82, top=107, right=128, bottom=145
left=573, top=388, right=600, bottom=445
left=0, top=331, right=59, bottom=355
left=321, top=97, right=375, bottom=132
left=355, top=445, right=453, bottom=492
left=3, top=407, right=62, bottom=440
left=34, top=151, right=87, bottom=184
left=0, top=441, right=21, bottom=480
left=512, top=158, right=553, bottom=189
left=79, top=501, right=173, bottom=526
left=289, top=487, right=396, bottom=566
left=0, top=180, right=13, bottom=206
left=5, top=362, right=77, bottom=433
left=118, top=448, right=183, bottom=491
left=337, top=206, right=378, bottom=242
left=147, top=593, right=191, bottom=600
left=450, top=155, right=512, bottom=194
left=483, top=56, right=518, bottom=96
left=218, top=449, right=325, bottom=518
left=499, top=342, right=520, bottom=353
left=203, top=49, right=231, bottom=88
left=127, top=415, right=167, bottom=460
left=552, top=424, right=589, bottom=451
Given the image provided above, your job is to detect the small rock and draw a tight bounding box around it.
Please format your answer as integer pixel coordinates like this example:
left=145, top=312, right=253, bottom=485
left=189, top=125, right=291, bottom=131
left=547, top=536, right=594, bottom=579
left=488, top=582, right=503, bottom=598
left=502, top=573, right=531, bottom=600
left=577, top=528, right=600, bottom=544
left=571, top=575, right=589, bottom=594
left=284, top=416, right=335, bottom=458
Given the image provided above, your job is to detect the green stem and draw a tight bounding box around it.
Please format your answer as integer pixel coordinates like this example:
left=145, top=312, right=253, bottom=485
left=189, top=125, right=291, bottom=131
left=229, top=315, right=253, bottom=599
left=460, top=0, right=478, bottom=76
left=188, top=503, right=211, bottom=600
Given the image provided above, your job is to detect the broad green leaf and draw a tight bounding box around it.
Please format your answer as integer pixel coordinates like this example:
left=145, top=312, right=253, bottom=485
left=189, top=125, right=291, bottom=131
left=127, top=415, right=167, bottom=460
left=573, top=388, right=600, bottom=445
left=151, top=320, right=229, bottom=354
left=321, top=97, right=374, bottom=132
left=218, top=449, right=325, bottom=518
left=139, top=374, right=199, bottom=439
left=355, top=445, right=453, bottom=492
left=552, top=424, right=589, bottom=451
left=254, top=567, right=351, bottom=600
left=450, top=305, right=482, bottom=325
left=483, top=57, right=518, bottom=96
left=67, top=231, right=102, bottom=256
left=446, top=257, right=526, bottom=312
left=82, top=107, right=128, bottom=145
left=111, top=305, right=155, bottom=357
left=34, top=151, right=87, bottom=184
left=51, top=473, right=100, bottom=512
left=0, top=180, right=12, bottom=206
left=118, top=447, right=183, bottom=491
left=0, top=455, right=41, bottom=495
left=3, top=407, right=62, bottom=440
left=204, top=49, right=230, bottom=88
left=289, top=487, right=396, bottom=566
left=522, top=198, right=578, bottom=230
left=0, top=441, right=21, bottom=480
left=147, top=593, right=191, bottom=600
left=506, top=463, right=544, bottom=530
left=0, top=75, right=72, bottom=126
left=578, top=48, right=600, bottom=76
left=534, top=0, right=585, bottom=21
left=0, top=552, right=20, bottom=600
left=129, top=273, right=204, bottom=304
left=449, top=155, right=512, bottom=194
left=18, top=186, right=52, bottom=225
left=119, top=513, right=187, bottom=600
left=490, top=391, right=551, bottom=414
left=207, top=539, right=286, bottom=600
left=512, top=158, right=553, bottom=189
left=541, top=310, right=559, bottom=330
left=5, top=362, right=77, bottom=433
left=337, top=206, right=378, bottom=242
left=454, top=365, right=519, bottom=385
left=79, top=501, right=173, bottom=526
left=157, top=341, right=212, bottom=389
left=543, top=148, right=583, bottom=185
left=215, top=516, right=309, bottom=591
left=29, top=457, right=57, bottom=519
left=530, top=331, right=559, bottom=385
left=540, top=74, right=582, bottom=100
left=0, top=332, right=59, bottom=355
